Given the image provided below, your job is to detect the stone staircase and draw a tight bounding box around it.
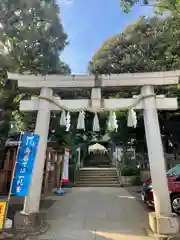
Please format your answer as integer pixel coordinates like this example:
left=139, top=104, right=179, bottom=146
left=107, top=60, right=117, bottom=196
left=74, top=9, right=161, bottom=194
left=75, top=168, right=121, bottom=187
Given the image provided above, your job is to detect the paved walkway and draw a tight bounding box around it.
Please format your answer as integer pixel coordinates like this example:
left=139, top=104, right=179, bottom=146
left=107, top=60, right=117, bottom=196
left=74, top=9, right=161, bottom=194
left=37, top=187, right=154, bottom=240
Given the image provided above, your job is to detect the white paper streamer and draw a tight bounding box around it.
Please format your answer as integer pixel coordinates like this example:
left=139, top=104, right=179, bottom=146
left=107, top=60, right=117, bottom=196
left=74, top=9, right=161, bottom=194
left=66, top=111, right=71, bottom=132
left=77, top=111, right=85, bottom=130
left=112, top=111, right=118, bottom=132
left=107, top=112, right=112, bottom=131
left=127, top=109, right=137, bottom=128
left=107, top=119, right=112, bottom=131
left=93, top=113, right=100, bottom=132
left=107, top=111, right=118, bottom=132
left=60, top=110, right=66, bottom=126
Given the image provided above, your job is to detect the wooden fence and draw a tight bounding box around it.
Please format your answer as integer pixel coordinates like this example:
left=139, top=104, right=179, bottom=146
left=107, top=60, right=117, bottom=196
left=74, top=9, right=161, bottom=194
left=42, top=147, right=63, bottom=194
left=0, top=145, right=63, bottom=195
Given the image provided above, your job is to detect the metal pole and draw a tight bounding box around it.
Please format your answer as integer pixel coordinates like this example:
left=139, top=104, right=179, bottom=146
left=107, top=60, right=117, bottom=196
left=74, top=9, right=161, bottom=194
left=59, top=154, right=65, bottom=190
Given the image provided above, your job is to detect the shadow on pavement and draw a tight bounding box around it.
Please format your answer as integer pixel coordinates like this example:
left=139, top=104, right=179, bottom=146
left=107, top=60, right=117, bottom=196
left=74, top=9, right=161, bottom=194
left=125, top=185, right=153, bottom=213
left=7, top=199, right=56, bottom=220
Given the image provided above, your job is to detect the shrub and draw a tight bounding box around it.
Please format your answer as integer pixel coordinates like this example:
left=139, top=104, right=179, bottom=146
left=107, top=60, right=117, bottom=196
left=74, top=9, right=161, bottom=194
left=120, top=165, right=140, bottom=176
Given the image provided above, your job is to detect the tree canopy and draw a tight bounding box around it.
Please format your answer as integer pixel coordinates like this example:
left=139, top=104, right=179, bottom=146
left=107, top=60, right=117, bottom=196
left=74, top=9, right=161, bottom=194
left=89, top=14, right=180, bottom=157
left=0, top=0, right=70, bottom=74
left=89, top=16, right=180, bottom=74
left=120, top=0, right=180, bottom=14
left=0, top=0, right=71, bottom=151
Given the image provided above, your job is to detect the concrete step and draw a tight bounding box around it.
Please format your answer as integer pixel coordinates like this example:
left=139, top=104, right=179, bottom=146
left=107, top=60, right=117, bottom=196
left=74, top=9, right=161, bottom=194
left=76, top=168, right=120, bottom=187
left=79, top=170, right=117, bottom=172
left=74, top=183, right=120, bottom=187
left=78, top=179, right=119, bottom=182
left=79, top=175, right=118, bottom=180
left=76, top=179, right=119, bottom=182
left=79, top=172, right=117, bottom=175
left=80, top=169, right=116, bottom=171
left=79, top=170, right=116, bottom=172
left=79, top=176, right=118, bottom=179
left=78, top=176, right=118, bottom=179
left=80, top=171, right=116, bottom=172
left=79, top=168, right=116, bottom=170
left=79, top=178, right=117, bottom=181
left=79, top=170, right=117, bottom=174
left=76, top=181, right=120, bottom=186
left=79, top=176, right=117, bottom=178
left=79, top=174, right=117, bottom=177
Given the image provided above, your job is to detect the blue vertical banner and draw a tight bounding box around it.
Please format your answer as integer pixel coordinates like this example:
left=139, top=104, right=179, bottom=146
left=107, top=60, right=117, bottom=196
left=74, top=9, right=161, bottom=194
left=11, top=133, right=40, bottom=196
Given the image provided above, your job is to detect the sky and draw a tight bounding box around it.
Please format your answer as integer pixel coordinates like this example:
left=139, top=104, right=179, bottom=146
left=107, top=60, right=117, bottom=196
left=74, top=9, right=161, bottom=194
left=57, top=0, right=152, bottom=74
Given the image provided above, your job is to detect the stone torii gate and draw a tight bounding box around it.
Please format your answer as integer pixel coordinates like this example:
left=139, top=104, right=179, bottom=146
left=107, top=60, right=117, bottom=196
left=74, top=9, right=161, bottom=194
left=8, top=71, right=180, bottom=236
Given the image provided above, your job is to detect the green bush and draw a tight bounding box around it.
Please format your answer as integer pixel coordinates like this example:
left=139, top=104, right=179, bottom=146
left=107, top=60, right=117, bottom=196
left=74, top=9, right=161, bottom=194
left=120, top=165, right=140, bottom=176
left=131, top=176, right=141, bottom=185
left=69, top=164, right=76, bottom=182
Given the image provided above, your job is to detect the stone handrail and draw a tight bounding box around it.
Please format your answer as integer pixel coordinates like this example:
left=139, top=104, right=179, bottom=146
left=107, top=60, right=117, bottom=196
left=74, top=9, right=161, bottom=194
left=115, top=159, right=123, bottom=186
left=74, top=158, right=80, bottom=184
left=136, top=152, right=179, bottom=170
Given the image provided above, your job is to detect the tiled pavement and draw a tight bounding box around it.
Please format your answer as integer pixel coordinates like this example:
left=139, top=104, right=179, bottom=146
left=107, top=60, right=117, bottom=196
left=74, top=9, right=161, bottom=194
left=32, top=187, right=155, bottom=240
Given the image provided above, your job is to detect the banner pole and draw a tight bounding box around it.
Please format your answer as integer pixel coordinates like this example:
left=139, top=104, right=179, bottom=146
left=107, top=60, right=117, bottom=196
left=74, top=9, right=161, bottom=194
left=59, top=158, right=64, bottom=191
left=61, top=148, right=70, bottom=183
left=55, top=148, right=70, bottom=195
left=59, top=148, right=66, bottom=190
left=55, top=151, right=64, bottom=194
left=59, top=153, right=64, bottom=190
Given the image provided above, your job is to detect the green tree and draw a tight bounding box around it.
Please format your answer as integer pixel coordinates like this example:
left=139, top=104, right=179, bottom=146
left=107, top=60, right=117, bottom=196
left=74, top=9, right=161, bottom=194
left=89, top=16, right=180, bottom=74
left=0, top=0, right=70, bottom=74
left=89, top=14, right=180, bottom=156
left=0, top=0, right=71, bottom=148
left=120, top=0, right=180, bottom=14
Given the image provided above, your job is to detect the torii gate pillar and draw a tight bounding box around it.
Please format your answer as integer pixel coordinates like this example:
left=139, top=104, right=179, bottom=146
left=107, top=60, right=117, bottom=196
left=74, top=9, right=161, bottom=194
left=142, top=85, right=171, bottom=216
left=141, top=85, right=179, bottom=235
left=23, top=87, right=53, bottom=214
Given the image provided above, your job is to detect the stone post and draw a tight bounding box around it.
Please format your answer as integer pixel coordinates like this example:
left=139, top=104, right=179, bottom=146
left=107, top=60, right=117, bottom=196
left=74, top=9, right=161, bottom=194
left=23, top=87, right=53, bottom=214
left=141, top=85, right=180, bottom=235
left=14, top=87, right=53, bottom=233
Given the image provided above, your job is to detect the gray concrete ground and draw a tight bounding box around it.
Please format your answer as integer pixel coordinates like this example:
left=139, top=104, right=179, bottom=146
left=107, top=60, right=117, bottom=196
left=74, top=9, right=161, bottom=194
left=5, top=195, right=56, bottom=220
left=34, top=187, right=155, bottom=240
